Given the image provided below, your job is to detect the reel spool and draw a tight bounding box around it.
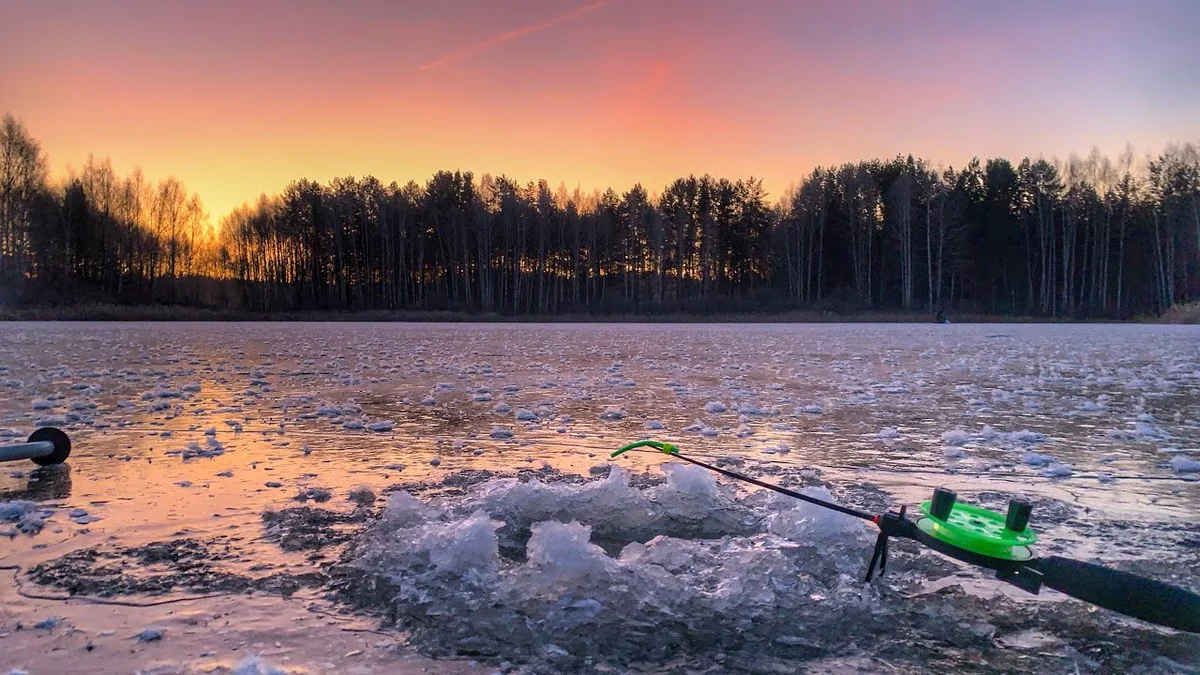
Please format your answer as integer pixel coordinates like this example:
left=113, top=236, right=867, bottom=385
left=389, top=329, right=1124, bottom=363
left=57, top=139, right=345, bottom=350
left=914, top=487, right=1036, bottom=564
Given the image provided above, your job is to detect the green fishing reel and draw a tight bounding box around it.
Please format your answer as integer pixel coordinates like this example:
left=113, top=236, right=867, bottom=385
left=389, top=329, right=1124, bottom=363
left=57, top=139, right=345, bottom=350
left=911, top=487, right=1037, bottom=565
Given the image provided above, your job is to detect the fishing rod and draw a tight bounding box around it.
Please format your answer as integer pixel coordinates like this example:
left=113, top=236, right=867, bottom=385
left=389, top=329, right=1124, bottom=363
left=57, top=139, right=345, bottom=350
left=611, top=439, right=1200, bottom=634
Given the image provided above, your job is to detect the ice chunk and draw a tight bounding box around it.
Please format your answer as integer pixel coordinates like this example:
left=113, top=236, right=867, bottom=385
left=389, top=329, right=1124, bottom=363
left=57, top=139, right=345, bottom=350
left=762, top=442, right=790, bottom=455
left=736, top=402, right=774, bottom=415
left=796, top=405, right=824, bottom=415
left=1007, top=430, right=1047, bottom=444
left=1041, top=463, right=1073, bottom=478
left=348, top=486, right=376, bottom=506
left=135, top=627, right=164, bottom=642
left=645, top=420, right=665, bottom=430
left=294, top=487, right=332, bottom=503
left=1, top=500, right=53, bottom=534
left=381, top=491, right=431, bottom=528
left=704, top=401, right=728, bottom=414
left=1170, top=456, right=1200, bottom=473
left=1021, top=452, right=1053, bottom=467
left=599, top=407, right=625, bottom=421
left=0, top=500, right=38, bottom=521
left=524, top=521, right=616, bottom=586
left=682, top=419, right=710, bottom=434
left=367, top=420, right=396, bottom=432
left=232, top=655, right=291, bottom=675
left=766, top=487, right=872, bottom=547
left=877, top=427, right=901, bottom=440
left=383, top=509, right=502, bottom=576
left=515, top=409, right=538, bottom=422
left=942, top=429, right=970, bottom=446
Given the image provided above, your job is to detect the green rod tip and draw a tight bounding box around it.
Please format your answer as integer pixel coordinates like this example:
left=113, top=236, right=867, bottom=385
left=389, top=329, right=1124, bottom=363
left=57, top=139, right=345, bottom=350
left=612, top=439, right=674, bottom=458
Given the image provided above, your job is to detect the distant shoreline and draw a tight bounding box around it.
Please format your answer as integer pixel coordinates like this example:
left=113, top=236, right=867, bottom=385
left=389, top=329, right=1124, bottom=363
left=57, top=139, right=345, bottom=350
left=3, top=303, right=1192, bottom=324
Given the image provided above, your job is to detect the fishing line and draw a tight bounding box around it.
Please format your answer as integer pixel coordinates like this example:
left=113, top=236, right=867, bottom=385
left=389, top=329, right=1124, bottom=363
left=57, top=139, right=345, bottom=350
left=612, top=438, right=1200, bottom=634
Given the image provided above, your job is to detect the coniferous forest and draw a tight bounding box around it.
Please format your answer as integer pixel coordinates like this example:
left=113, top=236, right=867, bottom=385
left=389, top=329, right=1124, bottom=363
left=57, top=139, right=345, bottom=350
left=2, top=114, right=1197, bottom=318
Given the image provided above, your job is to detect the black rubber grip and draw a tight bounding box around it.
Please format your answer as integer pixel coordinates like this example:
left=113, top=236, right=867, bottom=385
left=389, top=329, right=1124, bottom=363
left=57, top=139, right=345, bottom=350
left=1038, top=555, right=1200, bottom=633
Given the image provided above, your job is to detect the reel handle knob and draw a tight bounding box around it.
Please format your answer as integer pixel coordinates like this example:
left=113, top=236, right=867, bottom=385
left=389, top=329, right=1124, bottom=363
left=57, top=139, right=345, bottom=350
left=1005, top=499, right=1032, bottom=532
left=930, top=487, right=957, bottom=520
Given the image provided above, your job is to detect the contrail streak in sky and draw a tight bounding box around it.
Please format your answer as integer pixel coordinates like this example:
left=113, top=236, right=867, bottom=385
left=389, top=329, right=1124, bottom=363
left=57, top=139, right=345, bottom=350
left=419, top=0, right=613, bottom=71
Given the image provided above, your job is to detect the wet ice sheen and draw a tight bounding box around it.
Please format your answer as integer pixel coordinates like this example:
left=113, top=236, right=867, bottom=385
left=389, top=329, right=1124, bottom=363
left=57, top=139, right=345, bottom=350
left=0, top=323, right=1197, bottom=672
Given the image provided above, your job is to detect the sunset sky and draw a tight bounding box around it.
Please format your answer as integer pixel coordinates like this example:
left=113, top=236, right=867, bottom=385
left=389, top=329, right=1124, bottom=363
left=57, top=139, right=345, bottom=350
left=3, top=0, right=1197, bottom=224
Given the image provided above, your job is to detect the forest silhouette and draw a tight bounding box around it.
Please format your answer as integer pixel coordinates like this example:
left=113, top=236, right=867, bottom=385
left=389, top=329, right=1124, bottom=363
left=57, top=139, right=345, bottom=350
left=2, top=114, right=1197, bottom=318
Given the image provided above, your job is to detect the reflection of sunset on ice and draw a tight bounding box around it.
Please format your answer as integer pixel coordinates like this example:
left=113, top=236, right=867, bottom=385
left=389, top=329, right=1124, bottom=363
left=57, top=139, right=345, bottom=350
left=1, top=323, right=1198, bottom=671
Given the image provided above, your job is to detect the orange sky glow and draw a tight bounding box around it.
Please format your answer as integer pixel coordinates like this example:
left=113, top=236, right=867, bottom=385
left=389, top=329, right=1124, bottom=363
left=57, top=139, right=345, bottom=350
left=2, top=0, right=1196, bottom=226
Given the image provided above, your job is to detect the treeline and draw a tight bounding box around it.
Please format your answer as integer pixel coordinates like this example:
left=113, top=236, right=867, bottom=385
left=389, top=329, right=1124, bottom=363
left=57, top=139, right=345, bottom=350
left=2, top=112, right=1197, bottom=317
left=0, top=115, right=215, bottom=307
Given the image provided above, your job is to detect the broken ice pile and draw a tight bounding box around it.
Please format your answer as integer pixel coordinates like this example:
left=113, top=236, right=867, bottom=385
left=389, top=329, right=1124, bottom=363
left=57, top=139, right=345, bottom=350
left=350, top=464, right=893, bottom=668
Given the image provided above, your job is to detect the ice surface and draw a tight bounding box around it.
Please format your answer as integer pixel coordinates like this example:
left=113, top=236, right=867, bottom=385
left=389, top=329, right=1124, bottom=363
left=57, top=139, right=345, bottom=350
left=2, top=323, right=1198, bottom=671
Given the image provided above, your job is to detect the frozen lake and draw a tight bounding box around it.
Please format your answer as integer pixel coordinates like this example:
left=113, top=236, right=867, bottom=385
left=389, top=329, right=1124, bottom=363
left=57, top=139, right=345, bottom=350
left=1, top=322, right=1198, bottom=673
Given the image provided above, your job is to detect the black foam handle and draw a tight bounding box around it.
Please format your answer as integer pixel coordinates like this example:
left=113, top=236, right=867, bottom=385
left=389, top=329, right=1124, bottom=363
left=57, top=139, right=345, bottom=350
left=1038, top=556, right=1200, bottom=633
